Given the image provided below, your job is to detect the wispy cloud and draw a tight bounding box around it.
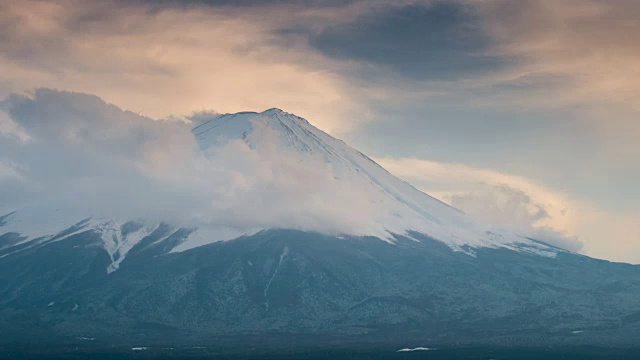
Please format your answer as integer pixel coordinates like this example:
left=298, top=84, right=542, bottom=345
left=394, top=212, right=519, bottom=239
left=0, top=0, right=381, bottom=134
left=477, top=0, right=640, bottom=109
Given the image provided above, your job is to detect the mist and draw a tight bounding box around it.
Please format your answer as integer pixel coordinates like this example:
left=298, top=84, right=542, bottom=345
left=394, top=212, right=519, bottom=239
left=0, top=89, right=375, bottom=235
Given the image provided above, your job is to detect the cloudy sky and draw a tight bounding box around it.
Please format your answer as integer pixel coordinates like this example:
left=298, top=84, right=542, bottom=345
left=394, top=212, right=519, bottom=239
left=1, top=0, right=639, bottom=262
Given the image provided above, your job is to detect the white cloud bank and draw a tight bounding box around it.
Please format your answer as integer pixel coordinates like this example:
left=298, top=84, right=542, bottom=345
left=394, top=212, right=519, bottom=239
left=0, top=89, right=375, bottom=235
left=376, top=157, right=640, bottom=263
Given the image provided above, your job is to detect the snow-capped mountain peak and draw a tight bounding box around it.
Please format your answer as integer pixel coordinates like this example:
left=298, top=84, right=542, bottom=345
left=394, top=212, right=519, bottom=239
left=190, top=109, right=559, bottom=256
left=1, top=108, right=561, bottom=272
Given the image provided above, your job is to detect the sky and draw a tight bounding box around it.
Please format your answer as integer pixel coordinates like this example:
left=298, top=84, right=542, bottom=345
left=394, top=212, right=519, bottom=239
left=0, top=0, right=639, bottom=263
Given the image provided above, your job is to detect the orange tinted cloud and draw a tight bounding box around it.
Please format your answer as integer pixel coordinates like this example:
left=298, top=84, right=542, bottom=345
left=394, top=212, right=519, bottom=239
left=0, top=0, right=377, bottom=134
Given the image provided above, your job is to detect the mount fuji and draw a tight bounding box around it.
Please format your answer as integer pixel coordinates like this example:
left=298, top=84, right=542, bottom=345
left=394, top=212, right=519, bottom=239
left=0, top=108, right=558, bottom=267
left=1, top=107, right=640, bottom=354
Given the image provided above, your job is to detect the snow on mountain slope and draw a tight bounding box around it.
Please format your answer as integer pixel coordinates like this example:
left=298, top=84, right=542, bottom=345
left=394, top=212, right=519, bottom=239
left=0, top=204, right=249, bottom=269
left=0, top=108, right=561, bottom=269
left=0, top=207, right=159, bottom=269
left=102, top=221, right=159, bottom=273
left=191, top=108, right=559, bottom=256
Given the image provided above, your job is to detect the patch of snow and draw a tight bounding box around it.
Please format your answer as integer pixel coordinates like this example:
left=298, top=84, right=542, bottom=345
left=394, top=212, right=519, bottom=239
left=264, top=246, right=289, bottom=309
left=170, top=226, right=254, bottom=253
left=397, top=347, right=437, bottom=352
left=105, top=223, right=158, bottom=274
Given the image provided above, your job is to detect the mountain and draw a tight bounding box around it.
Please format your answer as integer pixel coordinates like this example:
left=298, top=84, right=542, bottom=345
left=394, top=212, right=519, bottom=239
left=190, top=108, right=546, bottom=253
left=1, top=108, right=640, bottom=355
left=0, top=108, right=558, bottom=265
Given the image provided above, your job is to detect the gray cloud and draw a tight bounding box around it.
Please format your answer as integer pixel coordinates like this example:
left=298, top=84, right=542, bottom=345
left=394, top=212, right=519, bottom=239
left=308, top=1, right=507, bottom=80
left=136, top=0, right=359, bottom=8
